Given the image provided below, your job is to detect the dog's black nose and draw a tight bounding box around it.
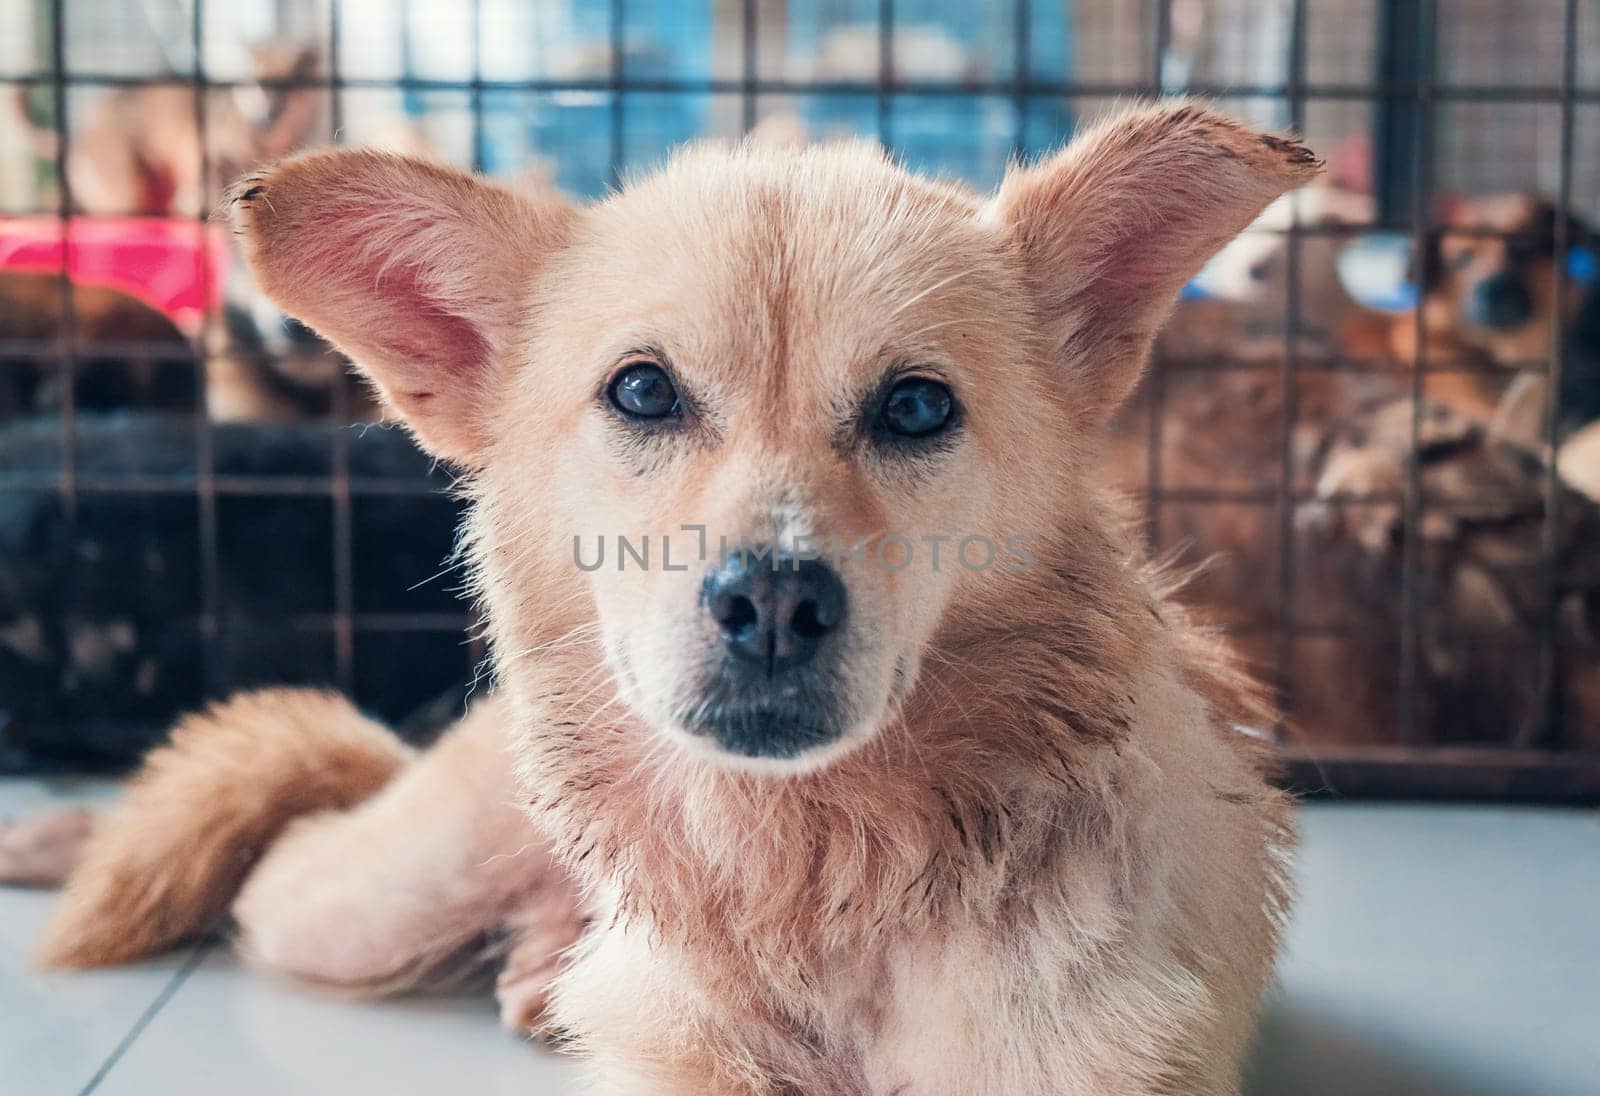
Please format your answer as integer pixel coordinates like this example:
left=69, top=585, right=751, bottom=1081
left=702, top=549, right=847, bottom=674
left=1467, top=272, right=1533, bottom=329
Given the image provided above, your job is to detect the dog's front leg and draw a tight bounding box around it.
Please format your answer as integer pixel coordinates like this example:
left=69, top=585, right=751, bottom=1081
left=233, top=697, right=580, bottom=1007
left=581, top=1063, right=741, bottom=1096
left=858, top=911, right=1249, bottom=1096
left=494, top=880, right=588, bottom=1031
left=555, top=922, right=754, bottom=1096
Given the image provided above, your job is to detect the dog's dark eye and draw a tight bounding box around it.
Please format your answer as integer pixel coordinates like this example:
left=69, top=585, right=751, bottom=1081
left=608, top=361, right=679, bottom=419
left=1449, top=246, right=1477, bottom=272
left=879, top=377, right=954, bottom=438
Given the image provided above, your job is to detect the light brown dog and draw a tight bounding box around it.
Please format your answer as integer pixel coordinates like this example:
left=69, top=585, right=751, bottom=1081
left=3, top=103, right=1317, bottom=1093
left=14, top=42, right=324, bottom=218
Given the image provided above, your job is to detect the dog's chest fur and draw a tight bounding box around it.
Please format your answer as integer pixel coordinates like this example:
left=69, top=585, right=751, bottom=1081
left=566, top=856, right=1214, bottom=1096
left=538, top=652, right=1286, bottom=1096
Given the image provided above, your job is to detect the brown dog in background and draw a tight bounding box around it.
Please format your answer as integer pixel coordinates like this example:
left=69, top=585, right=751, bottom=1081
left=1, top=104, right=1316, bottom=1094
left=1388, top=193, right=1600, bottom=432
left=1413, top=194, right=1594, bottom=371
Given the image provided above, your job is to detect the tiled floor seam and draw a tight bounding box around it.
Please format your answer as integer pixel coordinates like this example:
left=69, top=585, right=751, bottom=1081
left=78, top=942, right=216, bottom=1096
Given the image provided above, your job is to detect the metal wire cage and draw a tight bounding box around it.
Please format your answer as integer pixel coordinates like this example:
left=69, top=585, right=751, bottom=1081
left=0, top=0, right=1597, bottom=800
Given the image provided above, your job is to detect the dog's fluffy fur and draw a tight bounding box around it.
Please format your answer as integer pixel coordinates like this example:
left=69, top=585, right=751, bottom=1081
left=6, top=103, right=1319, bottom=1094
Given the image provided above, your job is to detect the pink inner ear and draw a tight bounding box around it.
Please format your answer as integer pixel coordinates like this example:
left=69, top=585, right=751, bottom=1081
left=366, top=261, right=492, bottom=390
left=1083, top=202, right=1209, bottom=307
left=276, top=185, right=497, bottom=395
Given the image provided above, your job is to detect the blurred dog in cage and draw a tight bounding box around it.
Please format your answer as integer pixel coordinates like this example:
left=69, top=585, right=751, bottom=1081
left=11, top=41, right=323, bottom=219
left=0, top=271, right=196, bottom=417
left=1109, top=349, right=1600, bottom=748
left=1404, top=195, right=1597, bottom=390
left=5, top=41, right=381, bottom=423
left=1106, top=185, right=1600, bottom=749
left=3, top=103, right=1318, bottom=1094
left=1300, top=393, right=1600, bottom=748
left=1328, top=192, right=1600, bottom=500
left=1408, top=195, right=1600, bottom=499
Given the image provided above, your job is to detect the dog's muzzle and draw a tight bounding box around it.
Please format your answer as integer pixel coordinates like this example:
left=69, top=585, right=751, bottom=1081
left=684, top=548, right=851, bottom=759
left=1467, top=271, right=1533, bottom=329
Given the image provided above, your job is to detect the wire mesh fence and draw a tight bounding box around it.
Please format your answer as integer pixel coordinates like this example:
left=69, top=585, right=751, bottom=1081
left=0, top=0, right=1596, bottom=799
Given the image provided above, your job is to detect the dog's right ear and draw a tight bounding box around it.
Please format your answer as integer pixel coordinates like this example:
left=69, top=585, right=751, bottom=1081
left=228, top=149, right=575, bottom=465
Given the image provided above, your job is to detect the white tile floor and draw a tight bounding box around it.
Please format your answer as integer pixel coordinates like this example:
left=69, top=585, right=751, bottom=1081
left=3, top=779, right=1597, bottom=1095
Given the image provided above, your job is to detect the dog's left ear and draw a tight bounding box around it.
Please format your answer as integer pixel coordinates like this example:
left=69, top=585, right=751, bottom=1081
left=989, top=102, right=1321, bottom=421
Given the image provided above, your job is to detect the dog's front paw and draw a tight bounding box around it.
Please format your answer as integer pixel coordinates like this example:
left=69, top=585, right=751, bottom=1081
left=0, top=808, right=95, bottom=886
left=497, top=953, right=559, bottom=1033
left=495, top=897, right=586, bottom=1034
